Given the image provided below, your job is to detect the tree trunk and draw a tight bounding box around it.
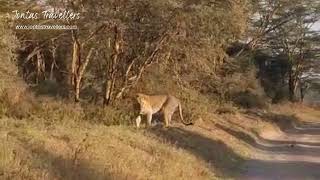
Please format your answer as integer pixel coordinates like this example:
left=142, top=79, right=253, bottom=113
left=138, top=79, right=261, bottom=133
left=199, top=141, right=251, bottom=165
left=104, top=80, right=113, bottom=106
left=71, top=41, right=81, bottom=85
left=75, top=78, right=81, bottom=102
left=50, top=58, right=56, bottom=81
left=300, top=85, right=305, bottom=103
left=70, top=40, right=81, bottom=99
left=299, top=81, right=309, bottom=103
left=36, top=50, right=45, bottom=84
left=50, top=40, right=57, bottom=81
left=103, top=55, right=118, bottom=105
left=74, top=48, right=94, bottom=102
left=288, top=76, right=295, bottom=101
left=104, top=26, right=121, bottom=106
left=288, top=69, right=298, bottom=102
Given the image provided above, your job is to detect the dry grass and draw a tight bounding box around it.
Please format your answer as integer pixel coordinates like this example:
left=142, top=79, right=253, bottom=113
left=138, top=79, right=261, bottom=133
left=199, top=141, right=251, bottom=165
left=269, top=103, right=320, bottom=123
left=1, top=73, right=318, bottom=180
left=1, top=48, right=317, bottom=180
left=0, top=95, right=257, bottom=180
left=2, top=90, right=318, bottom=180
left=0, top=77, right=258, bottom=180
left=1, top=5, right=319, bottom=180
left=0, top=118, right=220, bottom=180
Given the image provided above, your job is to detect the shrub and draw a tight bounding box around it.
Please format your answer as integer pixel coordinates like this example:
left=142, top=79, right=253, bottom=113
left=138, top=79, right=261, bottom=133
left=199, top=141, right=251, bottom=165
left=84, top=105, right=133, bottom=126
left=32, top=80, right=68, bottom=98
left=215, top=103, right=237, bottom=115
left=0, top=15, right=20, bottom=91
left=232, top=91, right=267, bottom=109
left=272, top=88, right=290, bottom=104
left=31, top=99, right=84, bottom=125
left=0, top=88, right=37, bottom=119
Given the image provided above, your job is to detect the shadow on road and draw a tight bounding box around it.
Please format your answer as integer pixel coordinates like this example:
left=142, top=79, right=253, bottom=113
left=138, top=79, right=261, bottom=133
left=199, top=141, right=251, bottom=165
left=150, top=124, right=320, bottom=179
left=148, top=127, right=244, bottom=178
left=246, top=110, right=320, bottom=136
left=242, top=160, right=320, bottom=179
left=216, top=123, right=320, bottom=157
left=215, top=115, right=320, bottom=179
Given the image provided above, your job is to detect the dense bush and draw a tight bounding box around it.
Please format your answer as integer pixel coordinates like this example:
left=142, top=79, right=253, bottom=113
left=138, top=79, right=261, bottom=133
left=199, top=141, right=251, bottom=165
left=0, top=88, right=37, bottom=119
left=84, top=105, right=133, bottom=126
left=233, top=91, right=267, bottom=109
left=0, top=15, right=20, bottom=90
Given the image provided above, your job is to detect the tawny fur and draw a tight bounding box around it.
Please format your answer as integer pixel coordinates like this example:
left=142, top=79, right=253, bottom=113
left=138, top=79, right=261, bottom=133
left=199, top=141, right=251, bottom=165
left=135, top=93, right=192, bottom=127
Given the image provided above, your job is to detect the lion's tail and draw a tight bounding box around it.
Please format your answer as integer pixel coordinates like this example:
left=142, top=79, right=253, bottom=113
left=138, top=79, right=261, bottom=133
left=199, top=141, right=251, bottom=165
left=178, top=102, right=193, bottom=126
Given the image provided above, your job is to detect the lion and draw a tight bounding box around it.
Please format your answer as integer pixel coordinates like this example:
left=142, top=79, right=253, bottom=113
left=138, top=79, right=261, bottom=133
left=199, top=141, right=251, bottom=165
left=135, top=93, right=193, bottom=128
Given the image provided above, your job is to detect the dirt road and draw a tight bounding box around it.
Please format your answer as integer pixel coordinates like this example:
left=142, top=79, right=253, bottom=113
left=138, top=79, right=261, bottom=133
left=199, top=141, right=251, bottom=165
left=242, top=122, right=320, bottom=180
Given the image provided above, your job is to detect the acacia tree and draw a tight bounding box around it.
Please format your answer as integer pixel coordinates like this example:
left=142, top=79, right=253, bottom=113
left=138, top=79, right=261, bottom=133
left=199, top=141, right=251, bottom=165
left=235, top=0, right=320, bottom=57
left=263, top=0, right=320, bottom=101
left=96, top=1, right=176, bottom=105
left=102, top=25, right=172, bottom=105
left=7, top=0, right=250, bottom=105
left=98, top=0, right=250, bottom=105
left=41, top=0, right=176, bottom=104
left=3, top=0, right=66, bottom=84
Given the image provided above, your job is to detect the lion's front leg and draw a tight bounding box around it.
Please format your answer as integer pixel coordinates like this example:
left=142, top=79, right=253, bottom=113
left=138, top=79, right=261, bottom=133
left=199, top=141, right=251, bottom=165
left=135, top=115, right=142, bottom=128
left=147, top=113, right=153, bottom=126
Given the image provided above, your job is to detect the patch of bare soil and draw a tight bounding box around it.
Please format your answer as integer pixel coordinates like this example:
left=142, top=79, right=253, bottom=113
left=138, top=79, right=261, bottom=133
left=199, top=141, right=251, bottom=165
left=241, top=121, right=320, bottom=180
